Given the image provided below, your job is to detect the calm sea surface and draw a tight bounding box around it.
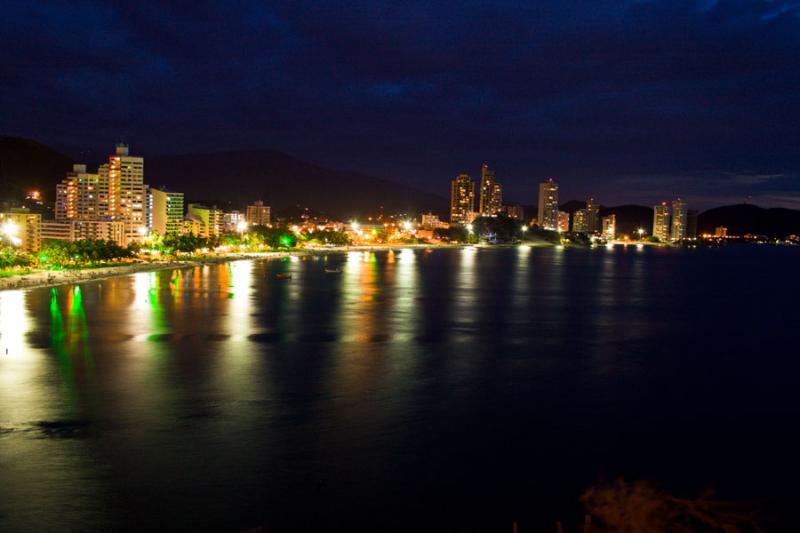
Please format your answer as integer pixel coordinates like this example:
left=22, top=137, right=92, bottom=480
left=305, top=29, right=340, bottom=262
left=1, top=246, right=800, bottom=532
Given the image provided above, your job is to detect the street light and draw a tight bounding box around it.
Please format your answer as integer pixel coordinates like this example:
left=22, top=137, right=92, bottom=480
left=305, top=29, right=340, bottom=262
left=403, top=221, right=413, bottom=231
left=521, top=225, right=528, bottom=233
left=137, top=226, right=148, bottom=236
left=637, top=228, right=645, bottom=239
left=466, top=223, right=474, bottom=233
left=236, top=220, right=248, bottom=233
left=351, top=221, right=359, bottom=231
left=2, top=221, right=18, bottom=238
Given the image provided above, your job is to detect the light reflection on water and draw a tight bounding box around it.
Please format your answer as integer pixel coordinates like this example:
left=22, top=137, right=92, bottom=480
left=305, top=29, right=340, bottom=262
left=1, top=246, right=800, bottom=531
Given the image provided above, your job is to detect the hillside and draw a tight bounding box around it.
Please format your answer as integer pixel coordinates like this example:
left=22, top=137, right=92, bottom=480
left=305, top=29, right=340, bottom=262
left=0, top=136, right=74, bottom=202
left=147, top=150, right=448, bottom=218
left=0, top=136, right=448, bottom=218
left=697, top=204, right=800, bottom=237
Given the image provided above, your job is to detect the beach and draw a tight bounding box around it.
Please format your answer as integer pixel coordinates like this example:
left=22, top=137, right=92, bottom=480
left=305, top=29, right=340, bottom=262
left=0, top=244, right=464, bottom=291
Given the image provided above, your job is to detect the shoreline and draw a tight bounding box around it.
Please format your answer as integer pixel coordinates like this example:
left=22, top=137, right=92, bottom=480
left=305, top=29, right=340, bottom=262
left=0, top=244, right=462, bottom=292
left=0, top=240, right=668, bottom=292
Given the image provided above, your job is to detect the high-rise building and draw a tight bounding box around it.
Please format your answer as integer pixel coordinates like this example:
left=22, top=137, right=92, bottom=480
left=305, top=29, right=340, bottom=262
left=573, top=209, right=588, bottom=233
left=187, top=204, right=223, bottom=238
left=0, top=209, right=41, bottom=252
left=492, top=183, right=503, bottom=214
left=98, top=143, right=146, bottom=243
left=450, top=173, right=475, bottom=225
left=537, top=179, right=559, bottom=231
left=246, top=201, right=271, bottom=226
left=149, top=187, right=184, bottom=235
left=557, top=211, right=570, bottom=233
left=653, top=202, right=671, bottom=241
left=55, top=164, right=100, bottom=222
left=670, top=198, right=688, bottom=241
left=602, top=214, right=616, bottom=240
left=585, top=198, right=600, bottom=234
left=479, top=164, right=502, bottom=217
left=686, top=209, right=698, bottom=239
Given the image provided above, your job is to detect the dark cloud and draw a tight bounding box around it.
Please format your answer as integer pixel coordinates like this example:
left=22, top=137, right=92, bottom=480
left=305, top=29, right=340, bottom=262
left=2, top=0, right=799, bottom=208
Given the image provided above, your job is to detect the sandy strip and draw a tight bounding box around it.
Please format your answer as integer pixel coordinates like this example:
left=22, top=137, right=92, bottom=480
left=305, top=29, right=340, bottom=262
left=0, top=245, right=462, bottom=292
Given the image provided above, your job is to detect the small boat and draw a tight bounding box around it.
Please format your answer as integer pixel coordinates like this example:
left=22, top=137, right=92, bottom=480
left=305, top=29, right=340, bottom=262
left=324, top=267, right=342, bottom=274
left=275, top=273, right=292, bottom=280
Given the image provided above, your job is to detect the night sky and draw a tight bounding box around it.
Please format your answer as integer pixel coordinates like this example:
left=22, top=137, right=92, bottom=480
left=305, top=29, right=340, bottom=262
left=2, top=1, right=799, bottom=208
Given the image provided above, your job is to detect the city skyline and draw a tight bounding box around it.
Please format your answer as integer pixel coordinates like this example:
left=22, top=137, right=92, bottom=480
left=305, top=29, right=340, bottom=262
left=2, top=1, right=799, bottom=209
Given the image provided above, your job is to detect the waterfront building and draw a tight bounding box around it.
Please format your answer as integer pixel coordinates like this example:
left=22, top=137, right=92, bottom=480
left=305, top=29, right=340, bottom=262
left=671, top=198, right=689, bottom=241
left=450, top=173, right=475, bottom=225
left=537, top=178, right=559, bottom=231
left=97, top=144, right=147, bottom=243
left=687, top=209, right=698, bottom=239
left=0, top=209, right=41, bottom=252
left=557, top=211, right=570, bottom=233
left=653, top=202, right=671, bottom=241
left=479, top=164, right=502, bottom=217
left=573, top=209, right=588, bottom=233
left=246, top=201, right=271, bottom=226
left=602, top=214, right=616, bottom=240
left=55, top=164, right=100, bottom=222
left=420, top=213, right=448, bottom=229
left=41, top=220, right=127, bottom=246
left=585, top=198, right=600, bottom=233
left=149, top=187, right=184, bottom=235
left=223, top=211, right=245, bottom=232
left=187, top=204, right=223, bottom=238
left=715, top=226, right=728, bottom=237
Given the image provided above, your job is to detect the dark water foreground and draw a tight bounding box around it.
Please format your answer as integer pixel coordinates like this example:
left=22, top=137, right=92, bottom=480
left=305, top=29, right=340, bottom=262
left=1, top=246, right=799, bottom=532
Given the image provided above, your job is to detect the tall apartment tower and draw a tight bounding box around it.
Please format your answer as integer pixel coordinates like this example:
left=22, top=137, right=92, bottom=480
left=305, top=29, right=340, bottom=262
left=55, top=164, right=100, bottom=222
left=450, top=173, right=475, bottom=225
left=602, top=214, right=616, bottom=240
left=537, top=178, right=559, bottom=231
left=98, top=143, right=146, bottom=242
left=478, top=164, right=502, bottom=216
left=585, top=197, right=600, bottom=233
left=149, top=187, right=185, bottom=235
left=670, top=198, right=689, bottom=241
left=653, top=202, right=671, bottom=241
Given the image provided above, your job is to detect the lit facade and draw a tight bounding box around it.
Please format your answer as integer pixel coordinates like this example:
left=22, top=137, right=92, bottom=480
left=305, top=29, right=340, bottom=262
left=420, top=213, right=448, bottom=229
left=450, top=173, right=475, bottom=225
left=97, top=144, right=146, bottom=243
left=670, top=198, right=688, bottom=241
left=715, top=226, right=728, bottom=237
left=557, top=210, right=570, bottom=233
left=653, top=202, right=671, bottom=241
left=187, top=204, right=223, bottom=238
left=41, top=220, right=126, bottom=246
left=245, top=201, right=271, bottom=226
left=573, top=209, right=588, bottom=233
left=149, top=187, right=184, bottom=235
left=537, top=179, right=559, bottom=230
left=0, top=210, right=41, bottom=252
left=479, top=164, right=502, bottom=217
left=55, top=164, right=100, bottom=222
left=585, top=198, right=600, bottom=234
left=602, top=214, right=616, bottom=240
